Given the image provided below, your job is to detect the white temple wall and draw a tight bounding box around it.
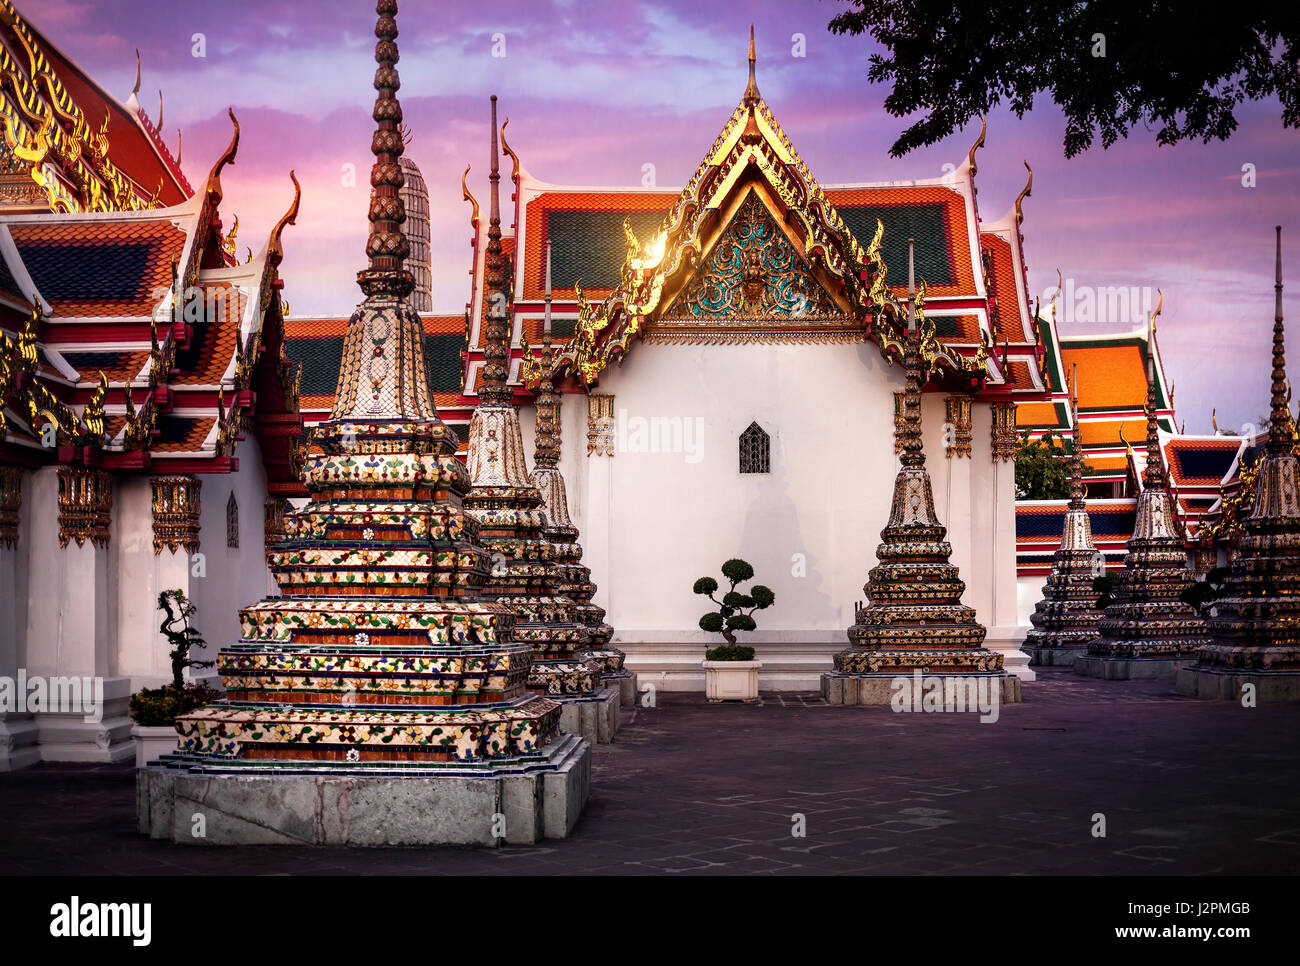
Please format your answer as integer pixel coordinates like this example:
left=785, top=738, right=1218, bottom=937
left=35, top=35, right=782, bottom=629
left=558, top=344, right=1032, bottom=689
left=571, top=341, right=908, bottom=689
left=113, top=476, right=191, bottom=686
left=190, top=436, right=271, bottom=661
left=1016, top=573, right=1050, bottom=627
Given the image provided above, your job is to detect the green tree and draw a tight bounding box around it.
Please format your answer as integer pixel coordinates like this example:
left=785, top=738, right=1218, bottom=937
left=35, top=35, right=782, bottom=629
left=1015, top=431, right=1072, bottom=500
left=693, top=558, right=775, bottom=661
left=828, top=1, right=1300, bottom=158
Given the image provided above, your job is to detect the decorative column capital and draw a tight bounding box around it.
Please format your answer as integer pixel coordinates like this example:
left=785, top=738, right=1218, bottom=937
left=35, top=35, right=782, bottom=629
left=587, top=393, right=615, bottom=457
left=57, top=466, right=113, bottom=549
left=151, top=475, right=201, bottom=555
left=944, top=395, right=973, bottom=459
left=0, top=465, right=22, bottom=549
left=991, top=401, right=1019, bottom=462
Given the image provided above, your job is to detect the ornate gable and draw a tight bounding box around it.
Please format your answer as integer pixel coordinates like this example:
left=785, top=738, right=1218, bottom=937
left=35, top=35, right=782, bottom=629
left=553, top=29, right=985, bottom=386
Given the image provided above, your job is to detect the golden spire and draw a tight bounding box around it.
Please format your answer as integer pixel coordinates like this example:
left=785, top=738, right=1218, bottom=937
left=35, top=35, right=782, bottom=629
left=479, top=93, right=512, bottom=405
left=131, top=48, right=140, bottom=95
left=967, top=114, right=986, bottom=179
left=357, top=0, right=413, bottom=299
left=742, top=25, right=760, bottom=107
left=461, top=163, right=479, bottom=229
left=1014, top=161, right=1032, bottom=225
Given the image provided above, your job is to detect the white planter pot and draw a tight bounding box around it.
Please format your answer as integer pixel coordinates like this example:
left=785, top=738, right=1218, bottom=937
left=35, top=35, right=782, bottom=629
left=132, top=724, right=178, bottom=768
left=702, top=660, right=762, bottom=702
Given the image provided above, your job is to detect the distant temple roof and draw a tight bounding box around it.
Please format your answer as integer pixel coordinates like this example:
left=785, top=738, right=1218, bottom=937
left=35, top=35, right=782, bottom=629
left=0, top=0, right=190, bottom=214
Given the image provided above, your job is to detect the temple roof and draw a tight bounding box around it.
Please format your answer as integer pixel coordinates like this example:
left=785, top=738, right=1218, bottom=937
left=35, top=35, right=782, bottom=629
left=457, top=36, right=1046, bottom=401
left=0, top=110, right=304, bottom=492
left=0, top=0, right=190, bottom=213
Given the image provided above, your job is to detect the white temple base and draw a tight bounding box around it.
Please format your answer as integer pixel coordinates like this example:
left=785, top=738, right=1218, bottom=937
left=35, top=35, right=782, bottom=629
left=137, top=734, right=591, bottom=846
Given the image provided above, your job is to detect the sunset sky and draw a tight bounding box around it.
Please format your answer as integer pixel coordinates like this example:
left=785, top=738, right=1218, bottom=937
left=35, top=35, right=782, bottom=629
left=29, top=0, right=1300, bottom=433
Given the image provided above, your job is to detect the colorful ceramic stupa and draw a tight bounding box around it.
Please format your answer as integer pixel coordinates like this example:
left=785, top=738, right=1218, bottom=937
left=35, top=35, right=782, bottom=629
left=525, top=244, right=634, bottom=706
left=139, top=0, right=590, bottom=846
left=1179, top=227, right=1300, bottom=700
left=1076, top=304, right=1206, bottom=679
left=823, top=243, right=1017, bottom=705
left=1024, top=364, right=1105, bottom=665
left=462, top=98, right=618, bottom=742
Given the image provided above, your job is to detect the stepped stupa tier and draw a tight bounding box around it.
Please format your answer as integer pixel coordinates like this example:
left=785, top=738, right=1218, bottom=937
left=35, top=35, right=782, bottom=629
left=1076, top=305, right=1207, bottom=679
left=524, top=248, right=633, bottom=706
left=1025, top=365, right=1105, bottom=665
left=463, top=97, right=617, bottom=742
left=140, top=0, right=589, bottom=846
left=822, top=266, right=1018, bottom=706
left=1180, top=227, right=1300, bottom=700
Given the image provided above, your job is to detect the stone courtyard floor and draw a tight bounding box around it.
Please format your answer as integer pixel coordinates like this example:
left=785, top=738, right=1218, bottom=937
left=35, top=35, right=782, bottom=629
left=2, top=668, right=1298, bottom=875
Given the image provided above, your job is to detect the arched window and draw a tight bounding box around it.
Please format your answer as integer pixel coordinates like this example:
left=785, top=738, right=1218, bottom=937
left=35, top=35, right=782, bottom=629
left=739, top=422, right=770, bottom=474
left=226, top=492, right=239, bottom=549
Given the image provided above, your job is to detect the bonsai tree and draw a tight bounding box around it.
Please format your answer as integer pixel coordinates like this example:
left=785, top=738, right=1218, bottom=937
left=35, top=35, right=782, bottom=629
left=129, top=590, right=221, bottom=727
left=693, top=558, right=775, bottom=661
left=158, top=590, right=214, bottom=689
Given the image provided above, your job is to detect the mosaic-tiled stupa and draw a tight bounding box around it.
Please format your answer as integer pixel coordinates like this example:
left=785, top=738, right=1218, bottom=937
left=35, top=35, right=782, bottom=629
left=462, top=98, right=617, bottom=742
left=1025, top=365, right=1105, bottom=665
left=1076, top=312, right=1206, bottom=679
left=525, top=247, right=634, bottom=706
left=140, top=0, right=590, bottom=846
left=822, top=265, right=1018, bottom=705
left=1179, top=227, right=1300, bottom=700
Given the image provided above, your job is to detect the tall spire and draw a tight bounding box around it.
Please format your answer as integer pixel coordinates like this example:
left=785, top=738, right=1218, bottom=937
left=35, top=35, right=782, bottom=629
left=1142, top=294, right=1165, bottom=489
left=1069, top=362, right=1085, bottom=508
left=357, top=0, right=413, bottom=299
left=328, top=0, right=433, bottom=421
left=479, top=94, right=512, bottom=405
left=534, top=242, right=559, bottom=468
left=1269, top=225, right=1292, bottom=454
left=742, top=24, right=761, bottom=107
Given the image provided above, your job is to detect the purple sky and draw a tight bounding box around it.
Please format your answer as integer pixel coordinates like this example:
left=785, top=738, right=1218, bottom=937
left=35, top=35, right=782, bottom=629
left=30, top=0, right=1299, bottom=432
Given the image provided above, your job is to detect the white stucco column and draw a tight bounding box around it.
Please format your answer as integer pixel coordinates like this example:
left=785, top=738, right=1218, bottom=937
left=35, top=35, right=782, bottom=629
left=987, top=403, right=1034, bottom=680
left=0, top=467, right=38, bottom=770
left=943, top=395, right=974, bottom=604
left=25, top=466, right=133, bottom=762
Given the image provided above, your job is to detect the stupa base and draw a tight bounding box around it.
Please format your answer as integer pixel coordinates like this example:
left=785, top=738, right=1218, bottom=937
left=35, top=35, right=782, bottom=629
left=1176, top=666, right=1300, bottom=702
left=137, top=733, right=590, bottom=846
left=550, top=687, right=621, bottom=744
left=1073, top=654, right=1195, bottom=679
left=604, top=669, right=639, bottom=707
left=1027, top=644, right=1090, bottom=667
left=821, top=670, right=1021, bottom=706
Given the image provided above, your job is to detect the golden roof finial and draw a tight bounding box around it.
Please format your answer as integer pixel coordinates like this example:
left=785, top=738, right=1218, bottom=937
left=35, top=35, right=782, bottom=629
left=500, top=117, right=520, bottom=185
left=1212, top=408, right=1220, bottom=434
left=742, top=24, right=760, bottom=107
left=176, top=128, right=181, bottom=166
left=967, top=114, right=986, bottom=179
left=156, top=89, right=163, bottom=131
left=461, top=163, right=479, bottom=229
left=205, top=108, right=239, bottom=208
left=131, top=48, right=141, bottom=96
left=1014, top=160, right=1032, bottom=225
left=267, top=171, right=300, bottom=269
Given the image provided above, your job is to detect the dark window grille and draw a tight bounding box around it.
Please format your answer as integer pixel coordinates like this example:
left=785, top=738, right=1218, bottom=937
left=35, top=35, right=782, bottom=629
left=740, top=422, right=770, bottom=474
left=226, top=492, right=239, bottom=549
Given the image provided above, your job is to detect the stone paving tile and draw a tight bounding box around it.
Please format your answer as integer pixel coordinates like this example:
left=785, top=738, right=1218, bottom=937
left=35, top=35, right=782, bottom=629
left=2, top=670, right=1299, bottom=874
